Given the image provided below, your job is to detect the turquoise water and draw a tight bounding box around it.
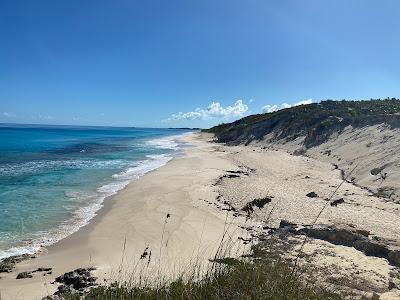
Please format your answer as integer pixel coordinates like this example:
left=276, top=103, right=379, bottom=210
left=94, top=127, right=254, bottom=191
left=0, top=124, right=192, bottom=259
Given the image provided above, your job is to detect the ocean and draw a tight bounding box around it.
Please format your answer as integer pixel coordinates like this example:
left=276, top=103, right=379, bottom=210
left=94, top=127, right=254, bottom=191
left=0, top=124, right=192, bottom=260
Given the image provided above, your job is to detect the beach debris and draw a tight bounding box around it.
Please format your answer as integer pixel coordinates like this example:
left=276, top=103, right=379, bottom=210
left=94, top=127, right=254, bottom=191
left=36, top=267, right=52, bottom=272
left=306, top=192, right=318, bottom=198
left=242, top=196, right=273, bottom=214
left=226, top=170, right=249, bottom=175
left=278, top=220, right=296, bottom=229
left=16, top=271, right=33, bottom=279
left=330, top=198, right=345, bottom=206
left=238, top=236, right=252, bottom=244
left=54, top=267, right=97, bottom=295
left=370, top=166, right=385, bottom=176
left=214, top=168, right=253, bottom=186
left=166, top=213, right=171, bottom=219
left=323, top=149, right=332, bottom=156
left=380, top=172, right=388, bottom=181
left=370, top=165, right=390, bottom=183
left=224, top=173, right=241, bottom=178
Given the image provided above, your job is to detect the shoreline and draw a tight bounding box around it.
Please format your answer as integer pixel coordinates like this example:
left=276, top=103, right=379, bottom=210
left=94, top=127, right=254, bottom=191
left=0, top=132, right=190, bottom=261
left=2, top=132, right=399, bottom=299
left=0, top=133, right=250, bottom=300
left=44, top=135, right=191, bottom=255
left=44, top=134, right=192, bottom=256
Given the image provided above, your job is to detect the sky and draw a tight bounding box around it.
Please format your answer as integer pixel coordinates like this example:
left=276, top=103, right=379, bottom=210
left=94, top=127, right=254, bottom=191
left=1, top=0, right=400, bottom=128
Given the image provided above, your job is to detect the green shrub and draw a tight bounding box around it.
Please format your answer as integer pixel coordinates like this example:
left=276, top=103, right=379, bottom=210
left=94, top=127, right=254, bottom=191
left=63, top=258, right=341, bottom=300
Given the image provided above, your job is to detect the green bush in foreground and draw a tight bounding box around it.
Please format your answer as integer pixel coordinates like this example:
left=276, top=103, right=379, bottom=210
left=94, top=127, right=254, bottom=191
left=63, top=259, right=341, bottom=300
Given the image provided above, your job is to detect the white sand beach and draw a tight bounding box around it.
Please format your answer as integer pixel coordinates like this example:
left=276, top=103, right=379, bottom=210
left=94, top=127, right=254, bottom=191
left=2, top=132, right=400, bottom=299
left=0, top=134, right=250, bottom=300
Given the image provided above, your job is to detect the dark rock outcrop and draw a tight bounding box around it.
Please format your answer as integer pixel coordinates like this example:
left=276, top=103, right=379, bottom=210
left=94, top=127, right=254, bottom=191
left=278, top=220, right=400, bottom=268
left=54, top=267, right=97, bottom=294
left=330, top=198, right=345, bottom=206
left=0, top=254, right=35, bottom=273
left=306, top=192, right=318, bottom=198
left=16, top=271, right=33, bottom=279
left=370, top=166, right=385, bottom=176
left=14, top=266, right=53, bottom=280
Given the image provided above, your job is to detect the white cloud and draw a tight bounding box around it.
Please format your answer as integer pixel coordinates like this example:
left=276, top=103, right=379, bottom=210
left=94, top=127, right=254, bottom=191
left=167, top=100, right=248, bottom=121
left=261, top=104, right=279, bottom=113
left=2, top=112, right=15, bottom=118
left=293, top=99, right=313, bottom=106
left=281, top=103, right=291, bottom=109
left=262, top=99, right=313, bottom=113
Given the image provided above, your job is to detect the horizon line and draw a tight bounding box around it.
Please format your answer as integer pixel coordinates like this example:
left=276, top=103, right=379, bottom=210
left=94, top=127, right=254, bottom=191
left=0, top=122, right=203, bottom=130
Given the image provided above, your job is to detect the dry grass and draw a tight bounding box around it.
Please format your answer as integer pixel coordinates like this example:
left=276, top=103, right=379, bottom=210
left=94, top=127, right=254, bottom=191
left=61, top=257, right=341, bottom=300
left=55, top=213, right=342, bottom=300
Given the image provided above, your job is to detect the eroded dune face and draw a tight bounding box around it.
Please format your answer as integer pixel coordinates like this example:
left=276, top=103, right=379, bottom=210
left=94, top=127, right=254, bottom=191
left=208, top=100, right=400, bottom=203
left=301, top=125, right=400, bottom=203
left=204, top=103, right=400, bottom=298
left=209, top=138, right=400, bottom=298
left=252, top=124, right=400, bottom=204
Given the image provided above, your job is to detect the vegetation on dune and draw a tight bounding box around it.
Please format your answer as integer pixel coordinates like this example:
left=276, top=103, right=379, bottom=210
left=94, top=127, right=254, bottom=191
left=204, top=99, right=400, bottom=147
left=60, top=256, right=341, bottom=300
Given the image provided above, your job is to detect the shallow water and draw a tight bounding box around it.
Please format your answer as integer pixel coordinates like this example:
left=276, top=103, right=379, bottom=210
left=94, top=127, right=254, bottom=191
left=0, top=124, right=192, bottom=260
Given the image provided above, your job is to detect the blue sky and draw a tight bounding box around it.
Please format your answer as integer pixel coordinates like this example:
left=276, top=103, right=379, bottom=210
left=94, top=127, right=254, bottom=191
left=1, top=0, right=400, bottom=128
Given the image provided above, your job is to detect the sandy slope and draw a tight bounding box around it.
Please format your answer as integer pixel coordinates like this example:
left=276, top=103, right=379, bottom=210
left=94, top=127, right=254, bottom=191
left=208, top=129, right=400, bottom=299
left=254, top=124, right=400, bottom=203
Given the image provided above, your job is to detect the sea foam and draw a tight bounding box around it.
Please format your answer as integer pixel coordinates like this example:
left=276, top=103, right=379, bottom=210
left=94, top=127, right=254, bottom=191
left=0, top=133, right=188, bottom=261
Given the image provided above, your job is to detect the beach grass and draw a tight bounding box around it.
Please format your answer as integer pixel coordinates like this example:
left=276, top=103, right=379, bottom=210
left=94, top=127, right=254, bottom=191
left=47, top=207, right=343, bottom=300
left=60, top=256, right=340, bottom=300
left=56, top=224, right=341, bottom=300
